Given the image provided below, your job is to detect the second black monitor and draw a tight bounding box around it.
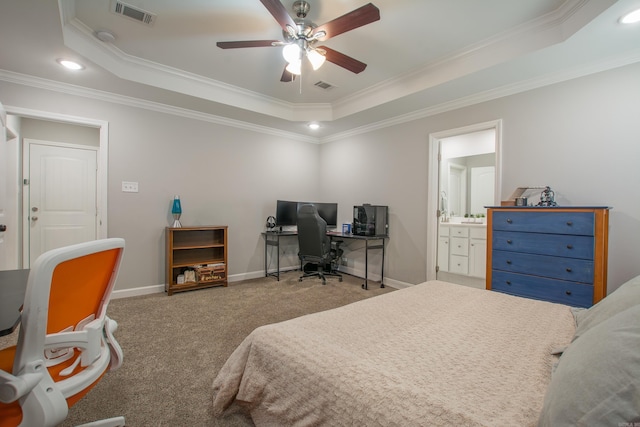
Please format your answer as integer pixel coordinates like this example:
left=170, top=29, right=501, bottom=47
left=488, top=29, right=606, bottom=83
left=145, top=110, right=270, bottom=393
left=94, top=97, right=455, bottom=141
left=276, top=200, right=338, bottom=227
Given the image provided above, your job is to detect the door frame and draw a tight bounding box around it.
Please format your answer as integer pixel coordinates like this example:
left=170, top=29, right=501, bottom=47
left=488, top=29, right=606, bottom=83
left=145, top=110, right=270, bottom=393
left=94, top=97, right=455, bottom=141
left=426, top=119, right=502, bottom=281
left=5, top=106, right=108, bottom=267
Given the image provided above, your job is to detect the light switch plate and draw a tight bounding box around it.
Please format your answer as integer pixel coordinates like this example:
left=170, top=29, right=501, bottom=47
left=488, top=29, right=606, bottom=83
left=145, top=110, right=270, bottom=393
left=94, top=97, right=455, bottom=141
left=122, top=181, right=139, bottom=193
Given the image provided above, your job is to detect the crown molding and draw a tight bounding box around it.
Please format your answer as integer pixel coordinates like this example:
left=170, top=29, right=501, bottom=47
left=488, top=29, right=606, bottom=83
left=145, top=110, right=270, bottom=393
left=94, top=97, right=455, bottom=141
left=0, top=70, right=320, bottom=144
left=57, top=0, right=613, bottom=124
left=2, top=43, right=637, bottom=147
left=59, top=2, right=334, bottom=123
left=320, top=48, right=640, bottom=143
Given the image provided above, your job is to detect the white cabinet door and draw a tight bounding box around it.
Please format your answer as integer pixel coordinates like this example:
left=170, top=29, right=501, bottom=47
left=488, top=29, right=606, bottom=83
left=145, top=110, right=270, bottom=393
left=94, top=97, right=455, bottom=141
left=438, top=236, right=449, bottom=272
left=469, top=237, right=486, bottom=278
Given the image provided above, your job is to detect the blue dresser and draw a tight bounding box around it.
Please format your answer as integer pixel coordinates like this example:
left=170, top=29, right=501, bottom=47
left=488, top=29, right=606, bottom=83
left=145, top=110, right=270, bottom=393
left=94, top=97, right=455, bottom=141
left=486, top=207, right=610, bottom=308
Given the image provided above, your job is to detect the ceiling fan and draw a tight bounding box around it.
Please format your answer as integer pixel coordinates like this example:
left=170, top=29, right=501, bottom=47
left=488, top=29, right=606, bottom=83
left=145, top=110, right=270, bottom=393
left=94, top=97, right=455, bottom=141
left=216, top=0, right=380, bottom=82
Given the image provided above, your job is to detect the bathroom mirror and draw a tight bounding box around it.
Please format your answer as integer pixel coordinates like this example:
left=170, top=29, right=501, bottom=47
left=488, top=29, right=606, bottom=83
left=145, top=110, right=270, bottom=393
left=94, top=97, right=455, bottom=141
left=439, top=128, right=496, bottom=221
left=441, top=154, right=495, bottom=219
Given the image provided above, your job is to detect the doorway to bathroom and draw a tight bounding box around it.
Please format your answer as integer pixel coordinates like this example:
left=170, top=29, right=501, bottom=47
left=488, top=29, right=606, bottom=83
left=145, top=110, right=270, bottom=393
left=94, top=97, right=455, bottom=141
left=426, top=120, right=502, bottom=288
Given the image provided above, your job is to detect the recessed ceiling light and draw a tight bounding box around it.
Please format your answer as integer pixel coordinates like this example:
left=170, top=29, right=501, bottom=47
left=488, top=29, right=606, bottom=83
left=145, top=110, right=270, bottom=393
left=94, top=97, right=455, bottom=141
left=95, top=30, right=117, bottom=43
left=57, top=59, right=84, bottom=70
left=308, top=123, right=320, bottom=130
left=620, top=8, right=640, bottom=24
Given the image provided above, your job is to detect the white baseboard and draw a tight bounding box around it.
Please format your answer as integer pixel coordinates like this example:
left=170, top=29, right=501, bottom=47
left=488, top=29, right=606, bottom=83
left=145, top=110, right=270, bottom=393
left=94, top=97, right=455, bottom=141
left=112, top=284, right=165, bottom=299
left=110, top=268, right=413, bottom=299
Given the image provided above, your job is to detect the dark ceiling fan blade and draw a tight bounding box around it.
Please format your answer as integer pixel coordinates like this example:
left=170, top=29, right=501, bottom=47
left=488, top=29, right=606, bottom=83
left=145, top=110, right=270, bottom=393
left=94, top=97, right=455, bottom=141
left=319, top=46, right=367, bottom=74
left=314, top=3, right=380, bottom=41
left=280, top=66, right=296, bottom=82
left=260, top=0, right=297, bottom=32
left=216, top=40, right=280, bottom=49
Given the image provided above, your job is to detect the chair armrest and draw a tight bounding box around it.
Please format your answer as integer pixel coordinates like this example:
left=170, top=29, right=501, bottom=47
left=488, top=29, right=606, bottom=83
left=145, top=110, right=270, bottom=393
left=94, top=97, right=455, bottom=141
left=45, top=318, right=104, bottom=367
left=105, top=317, right=123, bottom=371
left=0, top=361, right=44, bottom=403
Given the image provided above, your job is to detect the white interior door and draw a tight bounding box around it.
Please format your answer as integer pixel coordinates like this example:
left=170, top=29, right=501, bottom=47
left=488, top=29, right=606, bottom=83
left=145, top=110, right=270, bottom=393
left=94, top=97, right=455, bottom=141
left=26, top=140, right=97, bottom=265
left=448, top=164, right=466, bottom=217
left=470, top=166, right=495, bottom=215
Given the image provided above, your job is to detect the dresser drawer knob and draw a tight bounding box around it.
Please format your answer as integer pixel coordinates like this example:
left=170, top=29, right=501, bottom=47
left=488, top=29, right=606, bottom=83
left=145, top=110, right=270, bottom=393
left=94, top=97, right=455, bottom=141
left=506, top=260, right=512, bottom=264
left=565, top=290, right=572, bottom=296
left=507, top=239, right=512, bottom=244
left=506, top=280, right=512, bottom=285
left=506, top=219, right=512, bottom=224
left=566, top=267, right=572, bottom=272
left=566, top=244, right=573, bottom=249
left=566, top=221, right=573, bottom=226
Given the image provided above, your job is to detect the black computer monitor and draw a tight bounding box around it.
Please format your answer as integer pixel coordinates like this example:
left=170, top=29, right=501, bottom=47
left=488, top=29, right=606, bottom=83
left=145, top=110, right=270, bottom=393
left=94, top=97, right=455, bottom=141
left=276, top=200, right=338, bottom=228
left=276, top=200, right=298, bottom=226
left=315, top=202, right=338, bottom=228
left=297, top=202, right=338, bottom=228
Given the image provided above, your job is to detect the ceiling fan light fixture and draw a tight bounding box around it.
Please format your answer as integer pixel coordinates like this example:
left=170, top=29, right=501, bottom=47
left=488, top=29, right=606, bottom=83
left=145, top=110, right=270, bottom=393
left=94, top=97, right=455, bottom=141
left=312, top=31, right=326, bottom=40
left=286, top=60, right=302, bottom=76
left=282, top=43, right=302, bottom=63
left=307, top=49, right=326, bottom=70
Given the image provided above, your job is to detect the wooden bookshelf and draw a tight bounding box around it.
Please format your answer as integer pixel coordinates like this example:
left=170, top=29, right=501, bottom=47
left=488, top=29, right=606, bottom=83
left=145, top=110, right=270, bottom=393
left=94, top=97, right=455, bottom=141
left=165, top=226, right=228, bottom=295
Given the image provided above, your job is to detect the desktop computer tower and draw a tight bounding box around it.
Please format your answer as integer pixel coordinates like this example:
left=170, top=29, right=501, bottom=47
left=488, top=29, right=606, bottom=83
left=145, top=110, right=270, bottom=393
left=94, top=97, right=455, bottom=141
left=353, top=204, right=388, bottom=236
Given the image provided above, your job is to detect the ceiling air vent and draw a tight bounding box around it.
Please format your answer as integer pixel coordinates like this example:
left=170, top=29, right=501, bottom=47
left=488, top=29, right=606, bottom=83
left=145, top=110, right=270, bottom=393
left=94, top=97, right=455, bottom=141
left=111, top=1, right=156, bottom=26
left=314, top=81, right=336, bottom=91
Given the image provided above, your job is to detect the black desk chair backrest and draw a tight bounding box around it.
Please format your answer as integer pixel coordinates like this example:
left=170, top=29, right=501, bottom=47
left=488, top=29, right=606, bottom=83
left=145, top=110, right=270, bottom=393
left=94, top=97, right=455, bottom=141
left=297, top=204, right=328, bottom=262
left=296, top=204, right=342, bottom=284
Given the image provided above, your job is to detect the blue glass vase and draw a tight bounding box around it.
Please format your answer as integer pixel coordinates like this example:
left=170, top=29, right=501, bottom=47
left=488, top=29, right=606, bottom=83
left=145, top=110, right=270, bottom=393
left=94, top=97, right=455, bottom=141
left=171, top=196, right=182, bottom=228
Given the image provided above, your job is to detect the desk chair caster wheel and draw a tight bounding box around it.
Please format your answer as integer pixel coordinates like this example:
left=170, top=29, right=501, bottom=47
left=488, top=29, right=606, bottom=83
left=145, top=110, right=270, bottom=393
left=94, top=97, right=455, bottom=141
left=362, top=283, right=367, bottom=290
left=299, top=278, right=303, bottom=282
left=339, top=277, right=343, bottom=282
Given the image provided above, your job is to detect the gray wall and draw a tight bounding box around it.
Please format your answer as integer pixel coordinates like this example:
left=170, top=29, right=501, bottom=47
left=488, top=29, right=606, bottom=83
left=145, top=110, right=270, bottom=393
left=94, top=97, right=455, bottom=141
left=320, top=62, right=640, bottom=292
left=1, top=61, right=639, bottom=293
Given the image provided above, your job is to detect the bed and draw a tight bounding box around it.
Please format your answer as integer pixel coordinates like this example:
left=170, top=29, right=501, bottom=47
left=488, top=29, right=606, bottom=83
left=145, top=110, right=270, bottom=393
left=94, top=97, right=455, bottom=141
left=212, top=278, right=640, bottom=426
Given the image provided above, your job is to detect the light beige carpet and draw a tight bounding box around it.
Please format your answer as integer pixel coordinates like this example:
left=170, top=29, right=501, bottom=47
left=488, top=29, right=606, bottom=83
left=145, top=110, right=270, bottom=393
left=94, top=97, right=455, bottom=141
left=1, top=271, right=393, bottom=426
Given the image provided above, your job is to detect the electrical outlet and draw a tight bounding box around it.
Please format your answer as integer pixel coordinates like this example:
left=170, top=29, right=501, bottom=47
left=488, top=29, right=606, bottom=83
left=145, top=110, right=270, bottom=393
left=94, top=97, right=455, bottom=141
left=122, top=181, right=139, bottom=193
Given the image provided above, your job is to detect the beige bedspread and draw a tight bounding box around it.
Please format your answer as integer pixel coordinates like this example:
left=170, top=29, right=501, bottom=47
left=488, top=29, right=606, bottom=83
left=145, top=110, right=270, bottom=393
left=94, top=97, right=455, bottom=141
left=212, top=280, right=575, bottom=426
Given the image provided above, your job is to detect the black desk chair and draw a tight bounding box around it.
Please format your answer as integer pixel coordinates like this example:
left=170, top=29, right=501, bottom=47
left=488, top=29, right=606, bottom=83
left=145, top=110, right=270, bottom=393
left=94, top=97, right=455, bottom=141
left=297, top=204, right=343, bottom=284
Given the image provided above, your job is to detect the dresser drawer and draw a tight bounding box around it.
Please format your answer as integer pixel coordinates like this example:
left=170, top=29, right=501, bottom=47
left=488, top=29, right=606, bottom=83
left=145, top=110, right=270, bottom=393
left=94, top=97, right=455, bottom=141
left=450, top=237, right=469, bottom=256
left=492, top=231, right=594, bottom=259
left=492, top=211, right=594, bottom=236
left=491, top=270, right=593, bottom=308
left=492, top=250, right=594, bottom=283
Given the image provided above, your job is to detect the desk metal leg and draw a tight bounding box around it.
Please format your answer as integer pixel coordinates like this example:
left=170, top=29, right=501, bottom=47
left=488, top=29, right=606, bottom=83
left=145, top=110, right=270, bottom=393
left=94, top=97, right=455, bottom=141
left=363, top=239, right=369, bottom=290
left=265, top=234, right=281, bottom=281
left=276, top=235, right=280, bottom=280
left=361, top=238, right=385, bottom=290
left=381, top=241, right=385, bottom=288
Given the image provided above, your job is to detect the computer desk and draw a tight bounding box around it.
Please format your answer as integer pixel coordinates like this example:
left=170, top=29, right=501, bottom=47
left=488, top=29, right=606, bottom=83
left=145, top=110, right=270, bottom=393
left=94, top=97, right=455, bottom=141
left=0, top=269, right=29, bottom=337
left=262, top=230, right=388, bottom=290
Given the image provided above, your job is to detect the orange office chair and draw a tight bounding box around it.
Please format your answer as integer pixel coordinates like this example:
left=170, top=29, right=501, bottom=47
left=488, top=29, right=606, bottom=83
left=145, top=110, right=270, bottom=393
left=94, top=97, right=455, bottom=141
left=0, top=238, right=126, bottom=427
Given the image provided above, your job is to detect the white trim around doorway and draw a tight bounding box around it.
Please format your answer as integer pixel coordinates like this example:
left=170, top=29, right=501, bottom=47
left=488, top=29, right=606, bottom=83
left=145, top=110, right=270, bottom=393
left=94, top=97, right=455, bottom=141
left=426, top=119, right=503, bottom=282
left=5, top=106, right=109, bottom=266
